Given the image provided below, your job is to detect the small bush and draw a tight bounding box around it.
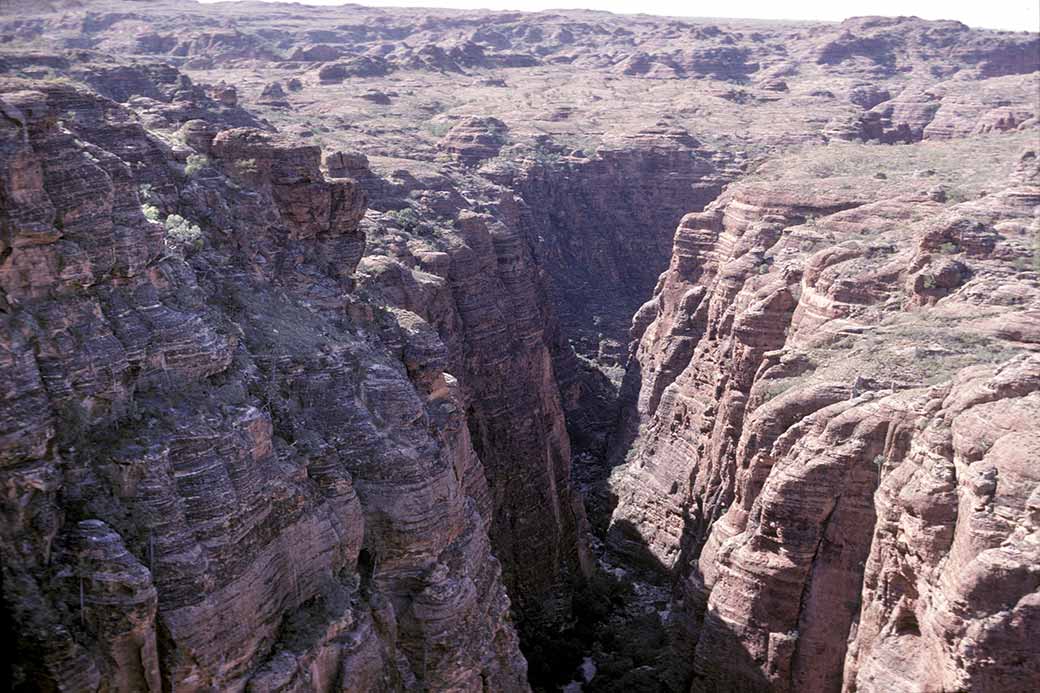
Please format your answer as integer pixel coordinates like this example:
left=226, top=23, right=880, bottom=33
left=234, top=158, right=260, bottom=177
left=387, top=207, right=421, bottom=231
left=939, top=242, right=959, bottom=254
left=184, top=154, right=210, bottom=177
left=425, top=121, right=453, bottom=138
left=164, top=214, right=203, bottom=253
left=139, top=184, right=162, bottom=221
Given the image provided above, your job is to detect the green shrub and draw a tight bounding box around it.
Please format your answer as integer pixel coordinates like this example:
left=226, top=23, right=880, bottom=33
left=425, top=121, right=453, bottom=138
left=184, top=154, right=210, bottom=177
left=141, top=203, right=161, bottom=222
left=139, top=184, right=162, bottom=221
left=164, top=214, right=203, bottom=253
left=387, top=207, right=421, bottom=231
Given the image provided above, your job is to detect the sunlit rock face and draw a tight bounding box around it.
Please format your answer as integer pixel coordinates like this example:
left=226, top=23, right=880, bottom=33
left=0, top=81, right=527, bottom=692
left=609, top=148, right=1040, bottom=691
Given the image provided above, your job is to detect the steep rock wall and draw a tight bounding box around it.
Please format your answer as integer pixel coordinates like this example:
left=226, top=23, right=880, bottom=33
left=0, top=81, right=528, bottom=692
left=608, top=148, right=1040, bottom=692
left=354, top=191, right=592, bottom=631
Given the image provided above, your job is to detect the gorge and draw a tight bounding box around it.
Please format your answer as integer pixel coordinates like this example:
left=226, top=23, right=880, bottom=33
left=0, top=2, right=1038, bottom=692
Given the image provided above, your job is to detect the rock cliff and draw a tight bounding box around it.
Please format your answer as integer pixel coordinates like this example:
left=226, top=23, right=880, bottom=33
left=0, top=81, right=528, bottom=691
left=609, top=137, right=1040, bottom=691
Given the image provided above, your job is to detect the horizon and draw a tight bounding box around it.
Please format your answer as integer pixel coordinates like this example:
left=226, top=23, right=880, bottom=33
left=196, top=0, right=1040, bottom=32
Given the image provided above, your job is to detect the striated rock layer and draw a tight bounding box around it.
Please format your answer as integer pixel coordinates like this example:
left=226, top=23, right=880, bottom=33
left=352, top=171, right=593, bottom=630
left=0, top=81, right=528, bottom=692
left=608, top=138, right=1040, bottom=691
left=1, top=3, right=1039, bottom=691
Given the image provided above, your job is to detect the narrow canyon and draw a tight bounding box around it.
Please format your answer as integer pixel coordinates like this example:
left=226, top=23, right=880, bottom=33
left=0, top=2, right=1038, bottom=692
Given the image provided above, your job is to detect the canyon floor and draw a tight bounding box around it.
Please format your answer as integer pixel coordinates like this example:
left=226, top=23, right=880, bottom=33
left=0, top=1, right=1038, bottom=692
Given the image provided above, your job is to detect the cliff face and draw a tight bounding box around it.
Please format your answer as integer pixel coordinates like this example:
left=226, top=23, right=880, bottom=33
left=0, top=82, right=528, bottom=691
left=1, top=3, right=1039, bottom=692
left=354, top=196, right=591, bottom=627
left=508, top=127, right=737, bottom=368
left=608, top=138, right=1040, bottom=691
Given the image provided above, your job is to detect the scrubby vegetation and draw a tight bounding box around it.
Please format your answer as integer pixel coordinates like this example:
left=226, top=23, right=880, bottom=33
left=163, top=214, right=204, bottom=253
left=745, top=131, right=1037, bottom=202
left=184, top=153, right=210, bottom=177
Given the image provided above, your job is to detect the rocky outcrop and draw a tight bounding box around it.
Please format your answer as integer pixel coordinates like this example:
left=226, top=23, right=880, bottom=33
left=608, top=145, right=1040, bottom=691
left=437, top=116, right=509, bottom=166
left=829, top=73, right=1039, bottom=143
left=0, top=81, right=528, bottom=692
left=317, top=56, right=393, bottom=83
left=842, top=357, right=1040, bottom=692
left=813, top=16, right=1039, bottom=79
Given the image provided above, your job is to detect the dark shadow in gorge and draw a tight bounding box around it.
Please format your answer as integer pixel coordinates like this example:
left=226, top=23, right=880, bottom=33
left=526, top=513, right=773, bottom=693
left=523, top=516, right=691, bottom=693
left=566, top=341, right=645, bottom=539
left=0, top=569, right=14, bottom=692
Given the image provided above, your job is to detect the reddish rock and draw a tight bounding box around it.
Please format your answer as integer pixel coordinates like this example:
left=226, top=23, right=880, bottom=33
left=0, top=81, right=527, bottom=692
left=608, top=145, right=1040, bottom=691
left=437, top=116, right=509, bottom=166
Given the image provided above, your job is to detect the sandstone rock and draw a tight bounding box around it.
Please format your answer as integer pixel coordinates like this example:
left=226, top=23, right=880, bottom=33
left=361, top=88, right=391, bottom=105
left=0, top=81, right=528, bottom=692
left=2, top=4, right=1039, bottom=691
left=290, top=43, right=345, bottom=62
left=179, top=118, right=219, bottom=153
left=608, top=146, right=1040, bottom=691
left=211, top=83, right=237, bottom=107
left=324, top=149, right=371, bottom=179
left=211, top=127, right=366, bottom=247
left=317, top=56, right=393, bottom=83
left=437, top=116, right=509, bottom=166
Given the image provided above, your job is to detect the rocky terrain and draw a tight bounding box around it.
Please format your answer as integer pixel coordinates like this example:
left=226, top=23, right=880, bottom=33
left=0, top=1, right=1037, bottom=692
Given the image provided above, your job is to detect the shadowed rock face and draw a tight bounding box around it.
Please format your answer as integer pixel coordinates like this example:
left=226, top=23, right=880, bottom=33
left=0, top=2, right=1038, bottom=692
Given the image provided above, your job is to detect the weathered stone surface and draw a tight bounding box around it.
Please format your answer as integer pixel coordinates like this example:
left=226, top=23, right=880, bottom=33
left=608, top=140, right=1040, bottom=691
left=0, top=82, right=527, bottom=692
left=437, top=116, right=509, bottom=166
left=356, top=206, right=592, bottom=626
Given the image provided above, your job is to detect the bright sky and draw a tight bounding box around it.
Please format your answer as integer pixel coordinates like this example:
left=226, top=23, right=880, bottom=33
left=199, top=0, right=1040, bottom=31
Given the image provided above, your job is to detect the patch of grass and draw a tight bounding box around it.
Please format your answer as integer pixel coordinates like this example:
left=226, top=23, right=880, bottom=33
left=744, top=131, right=1036, bottom=204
